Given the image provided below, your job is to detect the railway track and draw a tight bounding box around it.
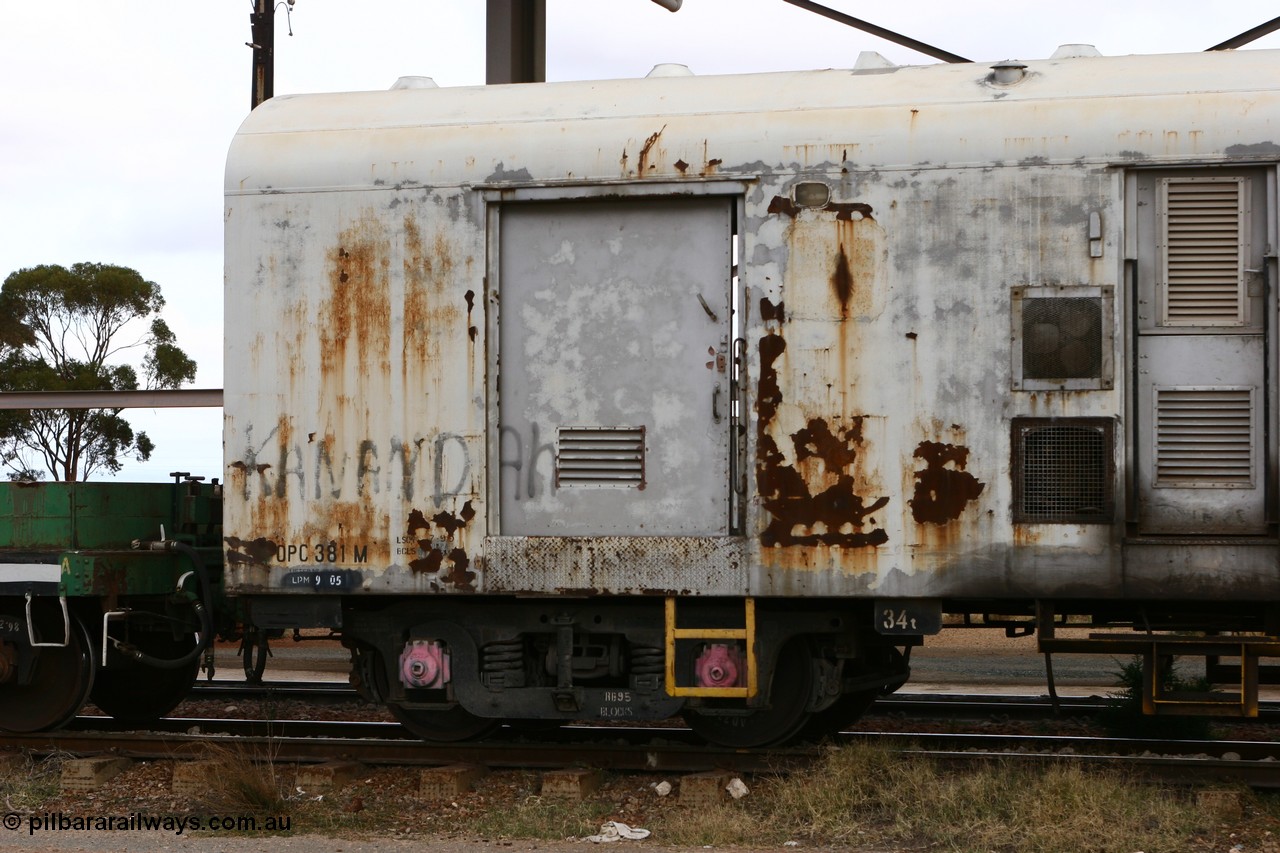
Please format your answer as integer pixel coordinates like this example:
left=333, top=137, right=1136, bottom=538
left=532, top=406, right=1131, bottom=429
left=4, top=716, right=1280, bottom=788
left=184, top=680, right=1280, bottom=724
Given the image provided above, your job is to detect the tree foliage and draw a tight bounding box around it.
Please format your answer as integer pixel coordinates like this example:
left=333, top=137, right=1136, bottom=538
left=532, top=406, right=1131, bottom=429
left=0, top=263, right=197, bottom=481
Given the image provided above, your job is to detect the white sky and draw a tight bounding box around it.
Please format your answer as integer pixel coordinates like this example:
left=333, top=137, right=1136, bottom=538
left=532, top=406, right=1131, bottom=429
left=1, top=1, right=1277, bottom=482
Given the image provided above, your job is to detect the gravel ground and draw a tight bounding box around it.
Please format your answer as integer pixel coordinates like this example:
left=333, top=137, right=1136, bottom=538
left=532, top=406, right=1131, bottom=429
left=1, top=755, right=853, bottom=853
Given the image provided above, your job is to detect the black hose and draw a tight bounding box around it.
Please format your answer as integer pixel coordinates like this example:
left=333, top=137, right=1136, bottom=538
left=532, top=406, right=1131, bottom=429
left=118, top=541, right=215, bottom=670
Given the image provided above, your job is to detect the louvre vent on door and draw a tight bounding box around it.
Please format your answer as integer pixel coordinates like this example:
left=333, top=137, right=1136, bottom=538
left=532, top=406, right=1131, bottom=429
left=1154, top=387, right=1254, bottom=487
left=556, top=426, right=646, bottom=488
left=1158, top=177, right=1249, bottom=326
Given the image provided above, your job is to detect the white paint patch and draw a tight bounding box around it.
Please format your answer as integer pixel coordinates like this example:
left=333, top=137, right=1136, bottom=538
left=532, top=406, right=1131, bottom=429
left=0, top=563, right=61, bottom=583
left=548, top=240, right=576, bottom=266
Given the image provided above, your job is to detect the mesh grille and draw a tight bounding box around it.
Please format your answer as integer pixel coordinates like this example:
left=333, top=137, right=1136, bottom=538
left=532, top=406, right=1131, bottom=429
left=1013, top=419, right=1113, bottom=523
left=556, top=427, right=646, bottom=488
left=1021, top=297, right=1103, bottom=379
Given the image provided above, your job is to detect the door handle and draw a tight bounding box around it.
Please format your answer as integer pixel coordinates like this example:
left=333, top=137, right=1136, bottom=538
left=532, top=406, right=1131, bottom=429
left=712, top=384, right=722, bottom=424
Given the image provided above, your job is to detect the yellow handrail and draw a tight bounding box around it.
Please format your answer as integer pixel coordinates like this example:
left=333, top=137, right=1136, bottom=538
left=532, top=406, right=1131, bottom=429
left=663, top=596, right=757, bottom=698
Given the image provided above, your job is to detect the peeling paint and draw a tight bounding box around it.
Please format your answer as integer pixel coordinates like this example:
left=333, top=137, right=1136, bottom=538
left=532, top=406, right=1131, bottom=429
left=768, top=195, right=875, bottom=221
left=224, top=536, right=279, bottom=566
left=759, top=296, right=786, bottom=324
left=1225, top=141, right=1280, bottom=156
left=909, top=441, right=985, bottom=525
left=755, top=333, right=889, bottom=549
left=407, top=500, right=477, bottom=590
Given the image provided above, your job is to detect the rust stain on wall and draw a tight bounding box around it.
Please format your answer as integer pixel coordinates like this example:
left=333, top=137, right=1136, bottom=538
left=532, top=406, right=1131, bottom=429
left=638, top=125, right=666, bottom=175
left=323, top=214, right=393, bottom=384
left=755, top=333, right=889, bottom=548
left=291, top=496, right=387, bottom=567
left=407, top=499, right=477, bottom=590
left=830, top=246, right=853, bottom=314
left=909, top=441, right=985, bottom=524
left=833, top=216, right=883, bottom=322
left=403, top=215, right=461, bottom=365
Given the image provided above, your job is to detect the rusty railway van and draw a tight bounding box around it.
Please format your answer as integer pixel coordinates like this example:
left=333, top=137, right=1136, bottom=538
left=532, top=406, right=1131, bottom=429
left=223, top=47, right=1280, bottom=745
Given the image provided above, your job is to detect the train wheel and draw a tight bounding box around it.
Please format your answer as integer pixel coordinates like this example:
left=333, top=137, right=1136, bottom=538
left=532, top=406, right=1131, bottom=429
left=801, top=644, right=910, bottom=740
left=0, top=615, right=96, bottom=734
left=684, top=639, right=814, bottom=748
left=373, top=648, right=500, bottom=742
left=800, top=691, right=878, bottom=740
left=387, top=703, right=501, bottom=742
left=90, top=634, right=199, bottom=723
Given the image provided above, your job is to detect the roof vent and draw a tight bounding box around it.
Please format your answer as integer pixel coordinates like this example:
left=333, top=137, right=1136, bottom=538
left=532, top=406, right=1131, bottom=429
left=989, top=60, right=1028, bottom=86
left=1050, top=44, right=1102, bottom=59
left=647, top=63, right=694, bottom=78
left=390, top=76, right=438, bottom=90
left=854, top=51, right=896, bottom=70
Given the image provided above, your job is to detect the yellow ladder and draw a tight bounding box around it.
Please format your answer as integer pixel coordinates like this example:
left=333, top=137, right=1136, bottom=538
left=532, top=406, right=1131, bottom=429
left=663, top=597, right=758, bottom=698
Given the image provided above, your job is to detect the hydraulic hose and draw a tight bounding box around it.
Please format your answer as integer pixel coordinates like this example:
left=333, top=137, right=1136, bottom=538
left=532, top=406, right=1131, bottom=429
left=117, top=541, right=215, bottom=670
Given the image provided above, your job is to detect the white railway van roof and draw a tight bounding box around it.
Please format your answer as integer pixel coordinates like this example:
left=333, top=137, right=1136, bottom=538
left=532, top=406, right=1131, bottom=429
left=226, top=49, right=1280, bottom=194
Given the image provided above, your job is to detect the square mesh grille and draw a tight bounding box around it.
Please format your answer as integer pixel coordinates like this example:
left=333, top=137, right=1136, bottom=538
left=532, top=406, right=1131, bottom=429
left=556, top=426, right=646, bottom=488
left=1012, top=418, right=1113, bottom=523
left=1011, top=286, right=1113, bottom=392
left=1021, top=297, right=1103, bottom=379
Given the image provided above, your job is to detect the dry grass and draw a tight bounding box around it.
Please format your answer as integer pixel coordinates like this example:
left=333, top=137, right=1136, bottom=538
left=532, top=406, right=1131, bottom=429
left=189, top=742, right=293, bottom=815
left=0, top=751, right=63, bottom=814
left=0, top=742, right=1261, bottom=850
left=655, top=744, right=1217, bottom=852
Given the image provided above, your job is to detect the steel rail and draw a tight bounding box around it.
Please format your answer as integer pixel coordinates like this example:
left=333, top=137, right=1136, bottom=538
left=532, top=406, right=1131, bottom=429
left=7, top=719, right=1278, bottom=786
left=183, top=681, right=1280, bottom=723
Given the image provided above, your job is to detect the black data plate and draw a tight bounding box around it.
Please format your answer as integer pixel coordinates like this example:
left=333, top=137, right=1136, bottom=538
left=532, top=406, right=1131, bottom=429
left=874, top=598, right=942, bottom=635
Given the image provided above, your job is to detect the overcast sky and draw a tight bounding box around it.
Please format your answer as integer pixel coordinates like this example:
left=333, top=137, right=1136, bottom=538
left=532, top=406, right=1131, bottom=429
left=2, top=1, right=1278, bottom=482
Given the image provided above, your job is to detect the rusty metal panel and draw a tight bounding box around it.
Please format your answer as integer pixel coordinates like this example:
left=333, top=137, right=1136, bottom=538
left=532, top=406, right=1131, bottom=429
left=495, top=197, right=733, bottom=536
left=222, top=48, right=1280, bottom=601
left=224, top=187, right=487, bottom=593
left=483, top=536, right=746, bottom=595
left=1132, top=168, right=1269, bottom=535
left=1137, top=338, right=1265, bottom=533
